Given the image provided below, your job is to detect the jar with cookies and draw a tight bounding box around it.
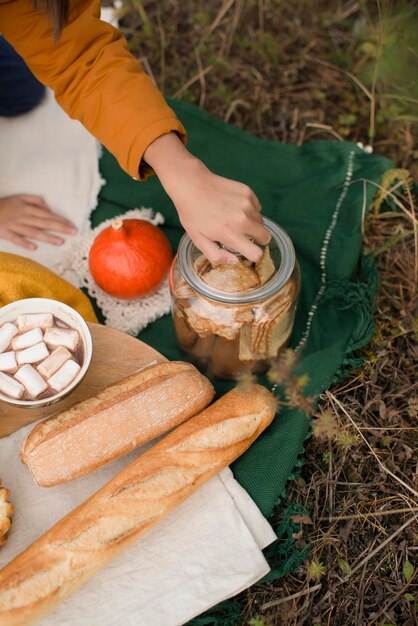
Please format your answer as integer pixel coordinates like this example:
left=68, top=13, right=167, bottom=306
left=169, top=217, right=300, bottom=380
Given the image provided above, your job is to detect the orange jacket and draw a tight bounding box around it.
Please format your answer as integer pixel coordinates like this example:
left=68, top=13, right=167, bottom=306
left=0, top=0, right=187, bottom=180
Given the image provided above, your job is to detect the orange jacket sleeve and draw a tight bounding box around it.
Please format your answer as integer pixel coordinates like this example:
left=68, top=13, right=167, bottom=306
left=0, top=0, right=187, bottom=180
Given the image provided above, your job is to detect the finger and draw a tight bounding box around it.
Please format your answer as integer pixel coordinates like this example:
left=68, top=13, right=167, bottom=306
left=246, top=219, right=271, bottom=246
left=10, top=225, right=64, bottom=246
left=192, top=233, right=239, bottom=266
left=0, top=229, right=37, bottom=250
left=220, top=232, right=263, bottom=263
left=18, top=194, right=50, bottom=209
left=249, top=190, right=262, bottom=212
left=24, top=206, right=77, bottom=228
left=249, top=209, right=264, bottom=225
left=20, top=216, right=78, bottom=235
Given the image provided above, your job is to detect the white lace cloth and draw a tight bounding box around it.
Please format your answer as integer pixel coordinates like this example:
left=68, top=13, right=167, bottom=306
left=58, top=208, right=172, bottom=334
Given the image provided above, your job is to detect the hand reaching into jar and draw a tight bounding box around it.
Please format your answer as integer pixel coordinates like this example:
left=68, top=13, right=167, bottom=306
left=143, top=133, right=271, bottom=265
left=0, top=195, right=77, bottom=251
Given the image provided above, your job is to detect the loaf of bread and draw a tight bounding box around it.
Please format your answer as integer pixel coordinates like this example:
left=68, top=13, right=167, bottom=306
left=20, top=361, right=214, bottom=487
left=0, top=384, right=276, bottom=626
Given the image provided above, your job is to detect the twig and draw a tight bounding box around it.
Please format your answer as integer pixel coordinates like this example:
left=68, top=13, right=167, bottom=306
left=328, top=439, right=334, bottom=522
left=368, top=0, right=384, bottom=145
left=323, top=0, right=359, bottom=26
left=171, top=65, right=214, bottom=99
left=326, top=391, right=418, bottom=501
left=258, top=0, right=264, bottom=32
left=368, top=580, right=417, bottom=625
left=203, top=0, right=237, bottom=41
left=224, top=98, right=251, bottom=123
left=156, top=14, right=166, bottom=94
left=260, top=584, right=322, bottom=611
left=139, top=55, right=157, bottom=86
left=222, top=0, right=244, bottom=57
left=361, top=178, right=367, bottom=237
left=194, top=47, right=206, bottom=109
left=320, top=506, right=418, bottom=522
left=305, top=55, right=372, bottom=100
left=304, top=123, right=345, bottom=142
left=357, top=427, right=418, bottom=431
left=317, top=513, right=417, bottom=609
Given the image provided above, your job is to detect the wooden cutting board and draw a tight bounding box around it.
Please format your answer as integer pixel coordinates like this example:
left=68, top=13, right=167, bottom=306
left=0, top=323, right=166, bottom=438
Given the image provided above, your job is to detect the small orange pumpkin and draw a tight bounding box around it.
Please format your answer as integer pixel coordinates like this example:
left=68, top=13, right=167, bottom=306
left=89, top=219, right=173, bottom=299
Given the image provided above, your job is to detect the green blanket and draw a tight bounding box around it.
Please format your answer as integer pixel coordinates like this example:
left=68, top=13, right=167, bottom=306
left=91, top=99, right=391, bottom=617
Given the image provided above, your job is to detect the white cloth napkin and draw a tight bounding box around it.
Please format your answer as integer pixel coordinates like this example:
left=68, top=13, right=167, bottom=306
left=0, top=422, right=276, bottom=626
left=0, top=88, right=103, bottom=281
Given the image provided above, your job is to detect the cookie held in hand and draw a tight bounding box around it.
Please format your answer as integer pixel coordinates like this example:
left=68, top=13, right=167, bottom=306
left=0, top=479, right=13, bottom=546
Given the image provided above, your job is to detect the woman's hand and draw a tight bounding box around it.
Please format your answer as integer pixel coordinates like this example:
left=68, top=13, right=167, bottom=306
left=0, top=195, right=77, bottom=250
left=143, top=133, right=270, bottom=265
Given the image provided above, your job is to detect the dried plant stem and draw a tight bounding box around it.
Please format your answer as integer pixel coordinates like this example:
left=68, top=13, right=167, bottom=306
left=348, top=513, right=418, bottom=578
left=156, top=14, right=166, bottom=94
left=258, top=0, right=264, bottom=31
left=320, top=506, right=418, bottom=522
left=326, top=391, right=418, bottom=501
left=194, top=47, right=206, bottom=109
left=368, top=581, right=416, bottom=625
left=305, top=55, right=372, bottom=100
left=222, top=0, right=244, bottom=56
left=260, top=584, right=322, bottom=611
left=317, top=513, right=417, bottom=611
left=203, top=0, right=237, bottom=40
left=368, top=0, right=383, bottom=145
left=171, top=65, right=214, bottom=99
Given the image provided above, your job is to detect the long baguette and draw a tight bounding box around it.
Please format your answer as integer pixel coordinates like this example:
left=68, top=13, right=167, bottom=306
left=20, top=361, right=214, bottom=486
left=0, top=384, right=276, bottom=626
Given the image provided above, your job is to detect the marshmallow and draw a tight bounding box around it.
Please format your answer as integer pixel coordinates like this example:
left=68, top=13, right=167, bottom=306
left=0, top=351, right=17, bottom=374
left=44, top=327, right=80, bottom=352
left=48, top=360, right=81, bottom=392
left=0, top=371, right=25, bottom=400
left=11, top=327, right=43, bottom=351
left=15, top=365, right=48, bottom=398
left=37, top=346, right=72, bottom=379
left=16, top=342, right=49, bottom=366
left=0, top=323, right=19, bottom=353
left=55, top=318, right=71, bottom=329
left=17, top=313, right=54, bottom=332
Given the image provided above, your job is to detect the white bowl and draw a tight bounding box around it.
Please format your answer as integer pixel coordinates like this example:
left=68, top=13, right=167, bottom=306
left=0, top=298, right=92, bottom=408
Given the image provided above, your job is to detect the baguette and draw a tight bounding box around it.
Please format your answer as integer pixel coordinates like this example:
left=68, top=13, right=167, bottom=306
left=21, top=361, right=214, bottom=487
left=0, top=384, right=276, bottom=626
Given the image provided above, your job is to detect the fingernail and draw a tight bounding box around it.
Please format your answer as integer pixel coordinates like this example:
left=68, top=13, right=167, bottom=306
left=70, top=227, right=78, bottom=234
left=56, top=239, right=64, bottom=245
left=226, top=256, right=239, bottom=265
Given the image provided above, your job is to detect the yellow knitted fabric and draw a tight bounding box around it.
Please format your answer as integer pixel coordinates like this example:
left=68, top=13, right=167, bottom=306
left=0, top=253, right=97, bottom=323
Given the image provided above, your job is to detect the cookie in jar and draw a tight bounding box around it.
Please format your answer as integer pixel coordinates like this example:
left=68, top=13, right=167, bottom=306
left=169, top=217, right=300, bottom=380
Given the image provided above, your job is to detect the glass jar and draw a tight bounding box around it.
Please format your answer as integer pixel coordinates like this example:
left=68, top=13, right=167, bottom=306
left=169, top=217, right=300, bottom=380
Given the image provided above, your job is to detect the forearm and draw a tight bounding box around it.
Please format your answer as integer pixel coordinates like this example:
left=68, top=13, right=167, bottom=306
left=143, top=132, right=201, bottom=183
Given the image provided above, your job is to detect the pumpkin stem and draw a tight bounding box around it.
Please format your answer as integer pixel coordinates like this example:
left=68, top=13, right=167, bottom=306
left=112, top=219, right=124, bottom=231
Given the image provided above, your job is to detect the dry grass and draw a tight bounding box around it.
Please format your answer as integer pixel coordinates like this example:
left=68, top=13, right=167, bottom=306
left=117, top=0, right=417, bottom=623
